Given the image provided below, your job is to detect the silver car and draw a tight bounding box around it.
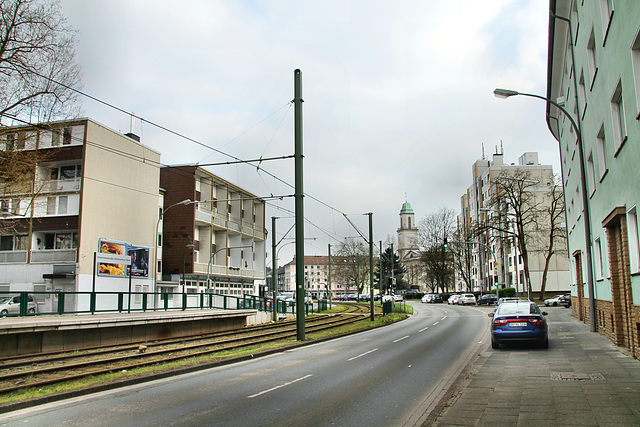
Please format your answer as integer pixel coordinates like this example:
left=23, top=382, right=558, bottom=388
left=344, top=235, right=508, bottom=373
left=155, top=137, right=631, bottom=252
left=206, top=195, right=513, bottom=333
left=0, top=294, right=38, bottom=315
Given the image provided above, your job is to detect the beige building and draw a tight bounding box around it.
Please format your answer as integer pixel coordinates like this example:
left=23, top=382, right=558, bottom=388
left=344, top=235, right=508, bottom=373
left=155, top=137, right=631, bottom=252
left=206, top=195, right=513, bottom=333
left=0, top=119, right=160, bottom=311
left=458, top=151, right=570, bottom=296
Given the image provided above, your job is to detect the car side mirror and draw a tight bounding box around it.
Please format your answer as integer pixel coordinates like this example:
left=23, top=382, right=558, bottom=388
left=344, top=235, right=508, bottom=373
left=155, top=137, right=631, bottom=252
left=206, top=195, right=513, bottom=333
left=542, top=312, right=548, bottom=316
left=488, top=313, right=494, bottom=318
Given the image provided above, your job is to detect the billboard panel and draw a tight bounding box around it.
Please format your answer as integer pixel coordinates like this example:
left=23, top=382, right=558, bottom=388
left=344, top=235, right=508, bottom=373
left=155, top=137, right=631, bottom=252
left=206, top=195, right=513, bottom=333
left=98, top=239, right=150, bottom=278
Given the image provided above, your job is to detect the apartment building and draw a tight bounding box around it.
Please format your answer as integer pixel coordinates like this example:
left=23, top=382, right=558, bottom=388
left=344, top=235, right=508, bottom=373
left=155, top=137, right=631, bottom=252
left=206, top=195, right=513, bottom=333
left=159, top=166, right=266, bottom=297
left=547, top=0, right=640, bottom=356
left=0, top=119, right=160, bottom=311
left=458, top=151, right=570, bottom=296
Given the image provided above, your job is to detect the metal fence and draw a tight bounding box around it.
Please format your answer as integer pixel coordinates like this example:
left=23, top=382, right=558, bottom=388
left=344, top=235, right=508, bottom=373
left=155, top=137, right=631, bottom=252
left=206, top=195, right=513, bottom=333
left=0, top=291, right=326, bottom=317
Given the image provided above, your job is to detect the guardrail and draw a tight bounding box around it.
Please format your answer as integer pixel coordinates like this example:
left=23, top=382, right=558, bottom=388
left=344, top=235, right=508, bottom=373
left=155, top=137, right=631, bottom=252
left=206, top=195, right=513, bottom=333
left=0, top=291, right=326, bottom=317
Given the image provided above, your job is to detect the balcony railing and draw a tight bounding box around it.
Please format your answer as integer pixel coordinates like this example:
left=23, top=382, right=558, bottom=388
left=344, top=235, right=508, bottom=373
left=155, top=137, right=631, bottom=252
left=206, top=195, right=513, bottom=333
left=0, top=250, right=28, bottom=264
left=195, top=208, right=212, bottom=224
left=30, top=249, right=77, bottom=263
left=40, top=178, right=81, bottom=193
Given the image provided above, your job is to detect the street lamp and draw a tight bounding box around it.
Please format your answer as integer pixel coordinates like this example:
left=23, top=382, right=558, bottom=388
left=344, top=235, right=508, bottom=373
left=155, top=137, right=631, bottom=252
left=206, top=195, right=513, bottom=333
left=154, top=198, right=193, bottom=290
left=494, top=87, right=596, bottom=332
left=183, top=237, right=195, bottom=292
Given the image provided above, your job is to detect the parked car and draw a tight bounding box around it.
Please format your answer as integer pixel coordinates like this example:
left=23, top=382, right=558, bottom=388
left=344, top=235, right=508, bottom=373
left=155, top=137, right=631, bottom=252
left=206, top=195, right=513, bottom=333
left=421, top=294, right=432, bottom=303
left=558, top=294, right=571, bottom=308
left=488, top=300, right=549, bottom=349
left=431, top=294, right=443, bottom=303
left=448, top=294, right=460, bottom=305
left=393, top=294, right=404, bottom=302
left=476, top=294, right=498, bottom=306
left=381, top=295, right=393, bottom=303
left=544, top=295, right=565, bottom=307
left=457, top=293, right=477, bottom=305
left=0, top=294, right=38, bottom=315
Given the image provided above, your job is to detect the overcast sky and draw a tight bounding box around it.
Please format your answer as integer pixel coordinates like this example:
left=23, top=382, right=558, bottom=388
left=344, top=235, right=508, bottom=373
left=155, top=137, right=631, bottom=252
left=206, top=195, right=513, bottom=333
left=60, top=0, right=560, bottom=263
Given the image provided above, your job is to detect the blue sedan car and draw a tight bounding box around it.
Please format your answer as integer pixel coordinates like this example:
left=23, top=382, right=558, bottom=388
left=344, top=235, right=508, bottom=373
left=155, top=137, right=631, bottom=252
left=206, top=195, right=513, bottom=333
left=488, top=301, right=549, bottom=349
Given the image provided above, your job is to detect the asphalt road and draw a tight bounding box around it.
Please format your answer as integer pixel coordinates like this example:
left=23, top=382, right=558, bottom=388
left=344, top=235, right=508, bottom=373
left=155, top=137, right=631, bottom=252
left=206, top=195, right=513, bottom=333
left=0, top=302, right=489, bottom=427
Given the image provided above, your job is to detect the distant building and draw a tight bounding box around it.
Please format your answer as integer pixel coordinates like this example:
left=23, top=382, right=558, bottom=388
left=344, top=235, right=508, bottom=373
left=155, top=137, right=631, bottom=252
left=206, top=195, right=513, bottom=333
left=547, top=0, right=640, bottom=357
left=397, top=200, right=423, bottom=290
left=159, top=166, right=266, bottom=297
left=458, top=151, right=570, bottom=296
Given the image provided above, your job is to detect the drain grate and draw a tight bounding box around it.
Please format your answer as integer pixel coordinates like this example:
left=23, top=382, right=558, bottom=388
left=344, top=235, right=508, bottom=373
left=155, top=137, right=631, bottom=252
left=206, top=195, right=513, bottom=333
left=550, top=372, right=605, bottom=381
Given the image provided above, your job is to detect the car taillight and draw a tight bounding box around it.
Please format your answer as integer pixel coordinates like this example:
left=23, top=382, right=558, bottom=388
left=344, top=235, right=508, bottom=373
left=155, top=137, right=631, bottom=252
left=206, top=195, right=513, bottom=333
left=493, top=318, right=508, bottom=326
left=529, top=318, right=544, bottom=326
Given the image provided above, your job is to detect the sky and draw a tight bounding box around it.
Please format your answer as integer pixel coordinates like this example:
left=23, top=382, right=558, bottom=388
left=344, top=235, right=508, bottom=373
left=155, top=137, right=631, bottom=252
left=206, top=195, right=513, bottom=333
left=59, top=0, right=560, bottom=264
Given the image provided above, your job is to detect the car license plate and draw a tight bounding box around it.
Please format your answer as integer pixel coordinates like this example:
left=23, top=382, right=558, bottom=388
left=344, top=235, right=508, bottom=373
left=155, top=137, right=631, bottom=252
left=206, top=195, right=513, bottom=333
left=510, top=322, right=527, bottom=327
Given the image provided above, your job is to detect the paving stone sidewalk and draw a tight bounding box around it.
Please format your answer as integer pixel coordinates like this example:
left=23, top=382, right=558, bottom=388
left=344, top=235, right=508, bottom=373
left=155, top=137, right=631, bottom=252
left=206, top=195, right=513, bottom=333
left=431, top=306, right=640, bottom=426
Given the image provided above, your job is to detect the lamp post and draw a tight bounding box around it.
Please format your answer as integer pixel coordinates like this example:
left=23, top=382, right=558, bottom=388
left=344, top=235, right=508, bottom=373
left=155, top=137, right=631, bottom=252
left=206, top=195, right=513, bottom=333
left=154, top=199, right=192, bottom=290
left=182, top=238, right=195, bottom=309
left=494, top=88, right=596, bottom=332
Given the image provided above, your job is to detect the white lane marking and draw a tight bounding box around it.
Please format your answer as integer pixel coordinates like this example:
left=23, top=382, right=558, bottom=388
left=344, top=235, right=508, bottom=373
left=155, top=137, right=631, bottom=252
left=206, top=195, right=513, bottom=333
left=441, top=316, right=447, bottom=320
left=393, top=335, right=410, bottom=343
left=347, top=348, right=379, bottom=361
left=418, top=326, right=429, bottom=332
left=248, top=374, right=313, bottom=398
left=432, top=321, right=439, bottom=326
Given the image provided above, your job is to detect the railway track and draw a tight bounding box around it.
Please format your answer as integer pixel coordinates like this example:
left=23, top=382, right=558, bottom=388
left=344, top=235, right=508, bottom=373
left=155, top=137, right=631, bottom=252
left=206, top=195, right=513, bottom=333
left=0, top=304, right=375, bottom=395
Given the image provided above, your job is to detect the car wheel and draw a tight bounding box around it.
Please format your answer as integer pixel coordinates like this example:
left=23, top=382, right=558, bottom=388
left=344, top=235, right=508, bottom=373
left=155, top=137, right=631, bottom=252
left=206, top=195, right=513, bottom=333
left=27, top=308, right=35, bottom=314
left=1, top=309, right=7, bottom=315
left=540, top=337, right=549, bottom=349
left=553, top=302, right=558, bottom=306
left=491, top=338, right=499, bottom=349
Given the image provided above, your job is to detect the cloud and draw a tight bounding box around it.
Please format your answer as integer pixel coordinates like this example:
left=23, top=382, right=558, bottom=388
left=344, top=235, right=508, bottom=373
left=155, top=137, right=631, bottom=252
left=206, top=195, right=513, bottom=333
left=60, top=0, right=559, bottom=262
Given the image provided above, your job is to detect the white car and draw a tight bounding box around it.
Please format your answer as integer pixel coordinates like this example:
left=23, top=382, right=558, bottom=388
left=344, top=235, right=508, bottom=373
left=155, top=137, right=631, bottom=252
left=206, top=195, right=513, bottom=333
left=393, top=294, right=404, bottom=302
left=448, top=294, right=460, bottom=305
left=382, top=295, right=394, bottom=303
left=457, top=293, right=476, bottom=305
left=544, top=295, right=565, bottom=307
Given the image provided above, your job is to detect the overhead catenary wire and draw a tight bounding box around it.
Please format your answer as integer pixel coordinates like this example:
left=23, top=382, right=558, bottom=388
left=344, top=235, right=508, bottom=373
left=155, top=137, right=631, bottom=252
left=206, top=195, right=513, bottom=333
left=3, top=69, right=370, bottom=246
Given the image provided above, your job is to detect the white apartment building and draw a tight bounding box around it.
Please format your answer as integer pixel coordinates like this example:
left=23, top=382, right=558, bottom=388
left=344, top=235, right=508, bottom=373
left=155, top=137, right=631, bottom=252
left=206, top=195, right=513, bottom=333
left=458, top=151, right=570, bottom=296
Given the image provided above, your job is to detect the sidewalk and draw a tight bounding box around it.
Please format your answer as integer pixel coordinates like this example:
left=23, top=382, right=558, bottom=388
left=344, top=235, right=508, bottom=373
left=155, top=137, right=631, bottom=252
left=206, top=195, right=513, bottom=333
left=430, top=306, right=640, bottom=426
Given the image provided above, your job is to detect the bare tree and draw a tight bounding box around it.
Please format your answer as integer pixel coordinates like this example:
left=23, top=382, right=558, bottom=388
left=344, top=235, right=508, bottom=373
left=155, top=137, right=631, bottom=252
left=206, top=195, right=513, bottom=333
left=480, top=169, right=566, bottom=299
left=0, top=0, right=82, bottom=124
left=533, top=176, right=567, bottom=300
left=334, top=238, right=370, bottom=295
left=452, top=221, right=475, bottom=292
left=418, top=207, right=456, bottom=293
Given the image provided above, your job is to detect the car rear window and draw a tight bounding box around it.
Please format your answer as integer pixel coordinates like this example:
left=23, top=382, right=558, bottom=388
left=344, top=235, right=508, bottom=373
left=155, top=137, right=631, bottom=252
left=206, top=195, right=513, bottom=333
left=497, top=303, right=540, bottom=315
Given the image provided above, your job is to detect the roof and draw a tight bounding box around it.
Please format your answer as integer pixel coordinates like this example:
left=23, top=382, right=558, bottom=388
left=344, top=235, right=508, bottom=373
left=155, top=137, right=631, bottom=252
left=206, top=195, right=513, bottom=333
left=400, top=202, right=414, bottom=214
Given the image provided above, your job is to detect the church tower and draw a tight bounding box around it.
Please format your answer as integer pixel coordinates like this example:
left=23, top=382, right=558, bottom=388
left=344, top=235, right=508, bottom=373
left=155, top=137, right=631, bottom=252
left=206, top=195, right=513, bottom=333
left=397, top=200, right=418, bottom=261
left=397, top=198, right=423, bottom=289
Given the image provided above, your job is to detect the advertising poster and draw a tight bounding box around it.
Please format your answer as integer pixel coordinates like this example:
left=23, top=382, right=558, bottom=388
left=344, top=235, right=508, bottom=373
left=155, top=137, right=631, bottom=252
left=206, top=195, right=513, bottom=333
left=97, top=239, right=150, bottom=278
left=98, top=240, right=127, bottom=276
left=128, top=246, right=149, bottom=278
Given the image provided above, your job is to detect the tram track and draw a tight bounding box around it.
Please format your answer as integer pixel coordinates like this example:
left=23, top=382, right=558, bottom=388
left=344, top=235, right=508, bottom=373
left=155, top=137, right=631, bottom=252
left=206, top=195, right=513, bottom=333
left=0, top=303, right=375, bottom=396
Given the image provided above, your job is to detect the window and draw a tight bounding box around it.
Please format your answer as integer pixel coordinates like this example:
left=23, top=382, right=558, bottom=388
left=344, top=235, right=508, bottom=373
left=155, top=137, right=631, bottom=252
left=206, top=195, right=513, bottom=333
left=586, top=152, right=596, bottom=196
left=587, top=30, right=597, bottom=87
left=594, top=237, right=604, bottom=280
left=578, top=71, right=587, bottom=117
left=631, top=29, right=640, bottom=118
left=47, top=197, right=56, bottom=215
left=63, top=127, right=72, bottom=145
left=57, top=196, right=68, bottom=214
left=600, top=0, right=614, bottom=42
left=596, top=125, right=608, bottom=180
left=55, top=232, right=76, bottom=250
left=611, top=81, right=627, bottom=153
left=628, top=206, right=640, bottom=274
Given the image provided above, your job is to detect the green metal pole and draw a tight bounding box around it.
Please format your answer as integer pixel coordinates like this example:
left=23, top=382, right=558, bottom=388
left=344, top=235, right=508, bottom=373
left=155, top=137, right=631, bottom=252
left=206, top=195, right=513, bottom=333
left=294, top=69, right=305, bottom=341
left=368, top=213, right=374, bottom=321
left=328, top=244, right=332, bottom=310
left=272, top=216, right=278, bottom=322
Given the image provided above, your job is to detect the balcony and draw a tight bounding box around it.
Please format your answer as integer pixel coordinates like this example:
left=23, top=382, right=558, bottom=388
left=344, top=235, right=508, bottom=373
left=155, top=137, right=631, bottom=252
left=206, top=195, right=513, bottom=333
left=195, top=208, right=212, bottom=224
left=40, top=178, right=81, bottom=194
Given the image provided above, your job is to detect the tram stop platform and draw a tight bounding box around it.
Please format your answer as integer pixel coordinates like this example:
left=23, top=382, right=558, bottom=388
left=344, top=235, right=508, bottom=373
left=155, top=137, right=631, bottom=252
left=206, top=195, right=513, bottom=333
left=0, top=309, right=269, bottom=357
